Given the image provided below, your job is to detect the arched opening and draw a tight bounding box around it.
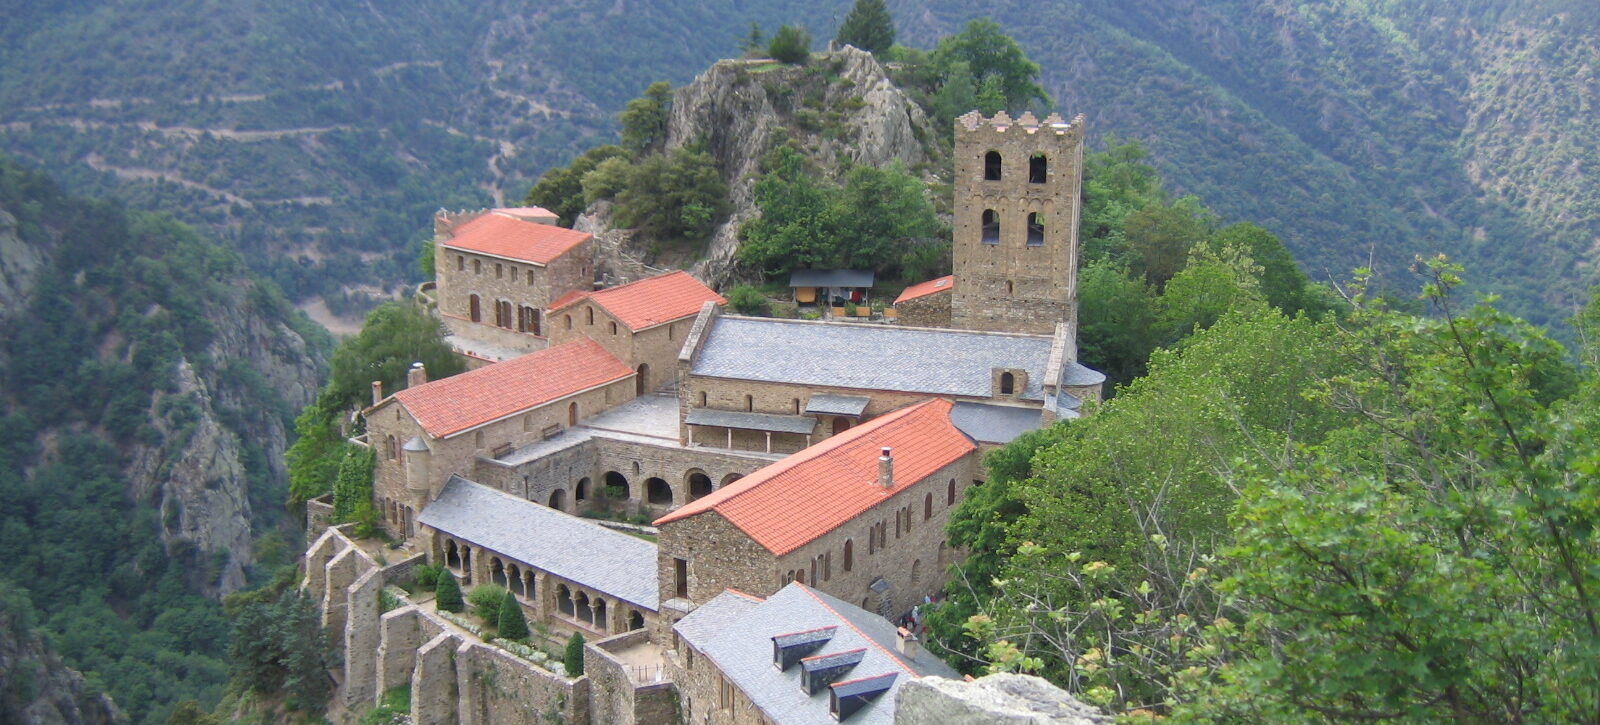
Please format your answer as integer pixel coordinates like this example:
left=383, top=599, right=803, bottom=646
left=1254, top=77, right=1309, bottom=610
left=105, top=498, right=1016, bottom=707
left=604, top=471, right=630, bottom=500
left=496, top=300, right=513, bottom=328
left=981, top=210, right=1000, bottom=244
left=576, top=477, right=591, bottom=501
left=587, top=307, right=595, bottom=326
left=557, top=584, right=575, bottom=616
left=1000, top=372, right=1015, bottom=395
left=445, top=540, right=462, bottom=569
left=843, top=539, right=854, bottom=571
left=575, top=591, right=593, bottom=624
left=948, top=478, right=957, bottom=505
left=490, top=557, right=507, bottom=588
left=687, top=471, right=713, bottom=501
left=1006, top=280, right=1014, bottom=295
left=568, top=401, right=578, bottom=426
left=610, top=321, right=619, bottom=335
left=912, top=559, right=922, bottom=585
left=636, top=363, right=650, bottom=395
left=697, top=390, right=708, bottom=406
left=456, top=255, right=465, bottom=271
left=473, top=259, right=482, bottom=275
left=549, top=488, right=566, bottom=511
left=469, top=294, right=482, bottom=322
left=628, top=610, right=645, bottom=631
left=795, top=569, right=805, bottom=585
left=832, top=417, right=851, bottom=435
left=564, top=314, right=572, bottom=330
left=386, top=435, right=397, bottom=460
left=594, top=599, right=608, bottom=632
left=524, top=570, right=536, bottom=599
left=984, top=150, right=1002, bottom=181
left=520, top=306, right=542, bottom=335
left=646, top=477, right=672, bottom=505
left=720, top=473, right=743, bottom=487
left=508, top=564, right=524, bottom=596
left=1027, top=212, right=1045, bottom=246
left=925, top=492, right=933, bottom=520
left=1029, top=153, right=1047, bottom=184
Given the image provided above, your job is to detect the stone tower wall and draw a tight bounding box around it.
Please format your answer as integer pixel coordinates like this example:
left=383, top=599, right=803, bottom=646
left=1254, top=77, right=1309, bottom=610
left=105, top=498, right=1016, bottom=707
left=950, top=111, right=1085, bottom=335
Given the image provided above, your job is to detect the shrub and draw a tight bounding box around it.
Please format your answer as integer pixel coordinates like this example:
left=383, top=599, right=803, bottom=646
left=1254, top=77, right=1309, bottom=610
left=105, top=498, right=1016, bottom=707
left=725, top=285, right=770, bottom=315
left=769, top=25, right=811, bottom=65
left=564, top=631, right=586, bottom=676
left=434, top=570, right=463, bottom=613
left=412, top=563, right=444, bottom=591
left=496, top=590, right=530, bottom=642
left=467, top=585, right=505, bottom=622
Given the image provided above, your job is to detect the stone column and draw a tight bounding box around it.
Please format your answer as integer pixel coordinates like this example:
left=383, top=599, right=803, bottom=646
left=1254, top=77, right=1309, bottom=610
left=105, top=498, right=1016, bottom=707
left=411, top=633, right=460, bottom=725
left=343, top=568, right=383, bottom=708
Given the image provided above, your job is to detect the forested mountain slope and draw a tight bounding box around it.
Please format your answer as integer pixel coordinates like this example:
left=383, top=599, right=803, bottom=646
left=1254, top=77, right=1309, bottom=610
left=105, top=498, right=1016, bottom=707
left=1, top=1, right=1595, bottom=325
left=0, top=157, right=329, bottom=722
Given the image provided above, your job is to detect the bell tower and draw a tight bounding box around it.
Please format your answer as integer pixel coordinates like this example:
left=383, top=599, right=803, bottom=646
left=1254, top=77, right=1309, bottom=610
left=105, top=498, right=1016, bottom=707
left=950, top=111, right=1085, bottom=336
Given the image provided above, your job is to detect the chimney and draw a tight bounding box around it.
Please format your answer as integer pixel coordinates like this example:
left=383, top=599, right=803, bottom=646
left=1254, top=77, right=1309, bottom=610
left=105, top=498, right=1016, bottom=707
left=895, top=626, right=919, bottom=658
left=878, top=447, right=893, bottom=489
left=371, top=380, right=383, bottom=406
left=408, top=362, right=427, bottom=388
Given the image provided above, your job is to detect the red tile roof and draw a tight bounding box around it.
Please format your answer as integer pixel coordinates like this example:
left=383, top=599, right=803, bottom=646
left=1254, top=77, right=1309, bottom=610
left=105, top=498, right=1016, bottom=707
left=391, top=339, right=632, bottom=438
left=893, top=275, right=954, bottom=304
left=442, top=212, right=591, bottom=264
left=655, top=399, right=976, bottom=554
left=548, top=270, right=724, bottom=331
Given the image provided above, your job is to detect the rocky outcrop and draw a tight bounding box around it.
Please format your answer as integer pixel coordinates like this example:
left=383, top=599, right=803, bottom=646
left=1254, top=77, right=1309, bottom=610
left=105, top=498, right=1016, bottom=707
left=579, top=46, right=939, bottom=286
left=895, top=673, right=1110, bottom=725
left=0, top=208, right=49, bottom=317
left=0, top=606, right=122, bottom=725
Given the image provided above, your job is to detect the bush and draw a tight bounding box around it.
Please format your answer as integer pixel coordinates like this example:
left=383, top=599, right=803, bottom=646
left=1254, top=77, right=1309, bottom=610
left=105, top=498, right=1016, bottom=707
left=564, top=631, right=586, bottom=676
left=769, top=25, right=811, bottom=65
left=497, top=590, right=530, bottom=642
left=434, top=570, right=463, bottom=613
left=467, top=585, right=505, bottom=622
left=725, top=285, right=770, bottom=315
left=412, top=563, right=444, bottom=591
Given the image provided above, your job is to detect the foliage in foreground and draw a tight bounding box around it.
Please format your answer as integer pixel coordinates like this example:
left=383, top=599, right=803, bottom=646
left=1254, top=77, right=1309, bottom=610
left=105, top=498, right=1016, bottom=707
left=937, top=260, right=1600, bottom=721
left=226, top=584, right=335, bottom=715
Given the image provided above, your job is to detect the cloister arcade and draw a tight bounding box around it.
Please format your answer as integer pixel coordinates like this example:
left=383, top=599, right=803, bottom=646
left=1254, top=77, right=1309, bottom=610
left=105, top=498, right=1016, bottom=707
left=433, top=533, right=652, bottom=638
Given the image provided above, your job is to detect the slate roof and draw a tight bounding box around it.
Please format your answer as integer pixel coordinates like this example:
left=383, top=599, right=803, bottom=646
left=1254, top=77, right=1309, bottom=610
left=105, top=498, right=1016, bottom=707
left=390, top=339, right=632, bottom=439
left=548, top=270, right=724, bottom=331
left=805, top=394, right=871, bottom=417
left=789, top=269, right=875, bottom=288
left=893, top=275, right=954, bottom=304
left=442, top=211, right=591, bottom=264
left=675, top=583, right=957, bottom=725
left=1063, top=362, right=1107, bottom=387
left=684, top=409, right=819, bottom=435
left=948, top=402, right=1045, bottom=444
left=692, top=317, right=1055, bottom=401
left=417, top=475, right=659, bottom=610
left=655, top=399, right=976, bottom=555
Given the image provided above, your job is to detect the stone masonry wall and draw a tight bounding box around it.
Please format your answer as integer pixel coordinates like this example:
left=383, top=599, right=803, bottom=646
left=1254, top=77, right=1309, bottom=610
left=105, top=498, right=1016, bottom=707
left=895, top=290, right=952, bottom=328
left=587, top=630, right=679, bottom=725
left=435, top=227, right=594, bottom=325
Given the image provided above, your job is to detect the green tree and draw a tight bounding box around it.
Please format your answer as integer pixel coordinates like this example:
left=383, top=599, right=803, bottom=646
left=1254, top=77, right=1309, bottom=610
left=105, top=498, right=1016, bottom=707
left=564, top=631, right=586, bottom=676
left=1154, top=245, right=1264, bottom=345
left=1202, top=222, right=1323, bottom=317
left=320, top=302, right=463, bottom=417
left=167, top=699, right=218, bottom=725
left=835, top=0, right=895, bottom=54
left=740, top=22, right=766, bottom=56
left=1124, top=201, right=1213, bottom=290
left=768, top=24, right=812, bottom=65
left=724, top=285, right=769, bottom=315
left=618, top=81, right=672, bottom=153
left=227, top=589, right=334, bottom=713
left=1075, top=261, right=1158, bottom=386
left=434, top=570, right=463, bottom=613
left=285, top=402, right=345, bottom=504
left=930, top=61, right=977, bottom=126
left=417, top=236, right=435, bottom=279
left=467, top=585, right=505, bottom=621
left=596, top=146, right=728, bottom=243
left=930, top=19, right=1049, bottom=112
left=524, top=145, right=630, bottom=226
left=496, top=590, right=529, bottom=642
left=331, top=444, right=375, bottom=522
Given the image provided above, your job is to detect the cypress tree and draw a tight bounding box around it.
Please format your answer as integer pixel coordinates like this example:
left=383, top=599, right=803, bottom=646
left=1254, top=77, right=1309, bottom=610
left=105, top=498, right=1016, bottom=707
left=435, top=570, right=464, bottom=613
left=564, top=631, right=586, bottom=676
left=497, top=589, right=529, bottom=642
left=835, top=0, right=895, bottom=55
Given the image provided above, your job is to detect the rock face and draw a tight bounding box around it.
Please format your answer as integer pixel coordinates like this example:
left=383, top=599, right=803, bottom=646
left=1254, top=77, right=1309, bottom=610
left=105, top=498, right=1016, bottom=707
left=579, top=47, right=940, bottom=287
left=895, top=673, right=1111, bottom=725
left=0, top=606, right=123, bottom=725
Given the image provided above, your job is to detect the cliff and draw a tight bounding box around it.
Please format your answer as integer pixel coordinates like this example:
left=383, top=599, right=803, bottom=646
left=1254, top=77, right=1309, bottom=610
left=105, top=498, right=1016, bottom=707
left=576, top=46, right=941, bottom=286
left=0, top=597, right=122, bottom=725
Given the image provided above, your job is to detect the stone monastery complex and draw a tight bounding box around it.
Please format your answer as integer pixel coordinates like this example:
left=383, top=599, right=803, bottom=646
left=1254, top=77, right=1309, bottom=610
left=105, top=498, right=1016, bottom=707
left=303, top=111, right=1108, bottom=724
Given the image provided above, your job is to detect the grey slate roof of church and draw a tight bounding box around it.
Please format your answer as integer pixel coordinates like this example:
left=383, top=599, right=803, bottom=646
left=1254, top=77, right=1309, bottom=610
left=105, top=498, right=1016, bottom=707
left=684, top=408, right=819, bottom=434
left=693, top=317, right=1059, bottom=401
left=417, top=475, right=659, bottom=610
left=949, top=402, right=1045, bottom=444
left=676, top=583, right=958, bottom=724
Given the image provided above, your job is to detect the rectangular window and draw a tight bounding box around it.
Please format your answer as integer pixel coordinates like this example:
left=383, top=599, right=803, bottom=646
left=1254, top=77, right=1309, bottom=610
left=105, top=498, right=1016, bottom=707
left=674, top=558, right=689, bottom=599
left=719, top=677, right=734, bottom=709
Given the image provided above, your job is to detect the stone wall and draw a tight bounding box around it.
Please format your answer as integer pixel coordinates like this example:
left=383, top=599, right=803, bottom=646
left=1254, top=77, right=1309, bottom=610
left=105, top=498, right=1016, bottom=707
left=895, top=289, right=952, bottom=328
left=666, top=619, right=767, bottom=725
left=895, top=673, right=1110, bottom=724
left=434, top=216, right=594, bottom=325
left=548, top=300, right=698, bottom=393
left=586, top=630, right=679, bottom=725
left=456, top=642, right=589, bottom=725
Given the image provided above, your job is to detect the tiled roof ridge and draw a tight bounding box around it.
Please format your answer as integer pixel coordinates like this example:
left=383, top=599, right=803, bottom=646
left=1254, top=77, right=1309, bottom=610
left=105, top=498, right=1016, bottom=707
left=719, top=313, right=1052, bottom=341
left=893, top=275, right=955, bottom=304
left=795, top=584, right=918, bottom=678
left=550, top=270, right=723, bottom=331
left=652, top=398, right=952, bottom=528
left=441, top=212, right=591, bottom=264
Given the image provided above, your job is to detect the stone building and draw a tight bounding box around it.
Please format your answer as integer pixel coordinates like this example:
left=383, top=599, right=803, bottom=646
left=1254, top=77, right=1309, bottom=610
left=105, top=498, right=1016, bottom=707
left=364, top=338, right=636, bottom=534
left=891, top=275, right=953, bottom=327
left=653, top=399, right=979, bottom=632
left=433, top=207, right=595, bottom=362
left=548, top=269, right=725, bottom=394
left=675, top=305, right=1104, bottom=455
left=949, top=111, right=1085, bottom=336
left=670, top=582, right=958, bottom=724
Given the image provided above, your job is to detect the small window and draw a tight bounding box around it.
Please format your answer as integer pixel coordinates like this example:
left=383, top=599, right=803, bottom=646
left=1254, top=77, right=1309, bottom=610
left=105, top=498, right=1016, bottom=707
left=475, top=430, right=484, bottom=447
left=496, top=263, right=503, bottom=279
left=1029, top=153, right=1047, bottom=184
left=981, top=210, right=999, bottom=245
left=456, top=255, right=464, bottom=271
left=1001, top=372, right=1015, bottom=395
left=843, top=539, right=854, bottom=571
left=610, top=321, right=618, bottom=335
left=1006, top=280, right=1014, bottom=295
left=984, top=150, right=1002, bottom=181
left=527, top=274, right=535, bottom=287
left=674, top=558, right=689, bottom=598
left=697, top=390, right=708, bottom=406
left=473, top=259, right=482, bottom=275
left=792, top=398, right=800, bottom=414
left=1027, top=212, right=1045, bottom=246
left=924, top=492, right=933, bottom=520
left=569, top=401, right=578, bottom=426
left=744, top=394, right=753, bottom=412
left=564, top=314, right=572, bottom=330
left=511, top=267, right=519, bottom=282
left=587, top=308, right=594, bottom=326
left=948, top=478, right=957, bottom=505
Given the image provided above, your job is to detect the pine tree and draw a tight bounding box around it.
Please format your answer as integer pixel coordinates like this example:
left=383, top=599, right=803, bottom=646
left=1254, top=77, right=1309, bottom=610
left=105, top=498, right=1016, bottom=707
left=768, top=25, right=811, bottom=65
left=835, top=0, right=895, bottom=55
left=564, top=631, right=586, bottom=676
left=497, top=590, right=529, bottom=642
left=435, top=570, right=463, bottom=613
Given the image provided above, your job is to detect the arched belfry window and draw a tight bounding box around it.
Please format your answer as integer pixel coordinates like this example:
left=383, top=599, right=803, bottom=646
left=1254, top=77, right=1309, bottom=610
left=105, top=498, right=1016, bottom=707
left=1029, top=154, right=1047, bottom=184
left=1000, top=372, right=1016, bottom=395
left=981, top=210, right=1000, bottom=245
left=1027, top=212, right=1045, bottom=246
left=984, top=151, right=1002, bottom=181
